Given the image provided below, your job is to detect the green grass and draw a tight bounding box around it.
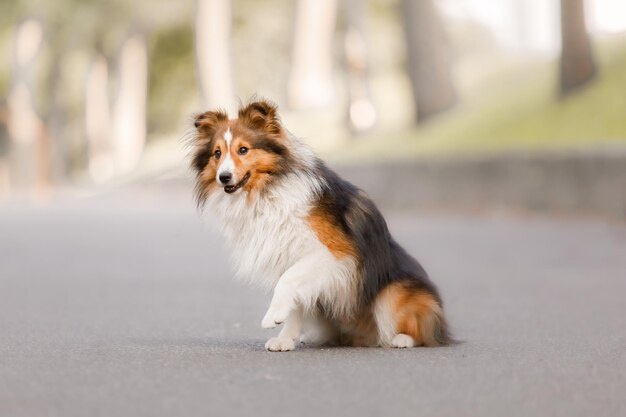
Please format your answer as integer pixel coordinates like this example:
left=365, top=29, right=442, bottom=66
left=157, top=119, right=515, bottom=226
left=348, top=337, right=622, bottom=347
left=338, top=37, right=626, bottom=162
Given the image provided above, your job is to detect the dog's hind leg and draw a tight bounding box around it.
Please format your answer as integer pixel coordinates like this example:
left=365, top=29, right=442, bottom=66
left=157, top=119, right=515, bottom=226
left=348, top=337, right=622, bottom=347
left=299, top=311, right=340, bottom=346
left=373, top=281, right=450, bottom=348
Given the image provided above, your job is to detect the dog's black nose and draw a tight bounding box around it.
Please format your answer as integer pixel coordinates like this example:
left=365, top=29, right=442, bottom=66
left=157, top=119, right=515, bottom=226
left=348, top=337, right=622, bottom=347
left=219, top=172, right=232, bottom=184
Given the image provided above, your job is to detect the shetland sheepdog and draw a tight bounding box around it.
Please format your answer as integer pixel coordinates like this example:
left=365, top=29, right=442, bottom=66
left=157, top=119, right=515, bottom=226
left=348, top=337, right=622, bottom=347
left=191, top=99, right=450, bottom=351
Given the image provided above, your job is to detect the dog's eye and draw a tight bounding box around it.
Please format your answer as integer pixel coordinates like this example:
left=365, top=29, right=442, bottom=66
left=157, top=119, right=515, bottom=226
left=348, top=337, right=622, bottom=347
left=238, top=147, right=249, bottom=155
left=214, top=150, right=222, bottom=159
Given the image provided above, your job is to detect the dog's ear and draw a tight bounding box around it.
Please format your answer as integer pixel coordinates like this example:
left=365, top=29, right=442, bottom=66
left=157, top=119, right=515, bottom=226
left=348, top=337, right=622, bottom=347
left=194, top=109, right=229, bottom=138
left=191, top=110, right=228, bottom=174
left=238, top=100, right=282, bottom=136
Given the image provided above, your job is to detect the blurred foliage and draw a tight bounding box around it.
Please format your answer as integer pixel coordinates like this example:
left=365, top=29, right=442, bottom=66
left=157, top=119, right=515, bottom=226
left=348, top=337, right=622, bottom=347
left=0, top=0, right=195, bottom=127
left=147, top=25, right=196, bottom=135
left=2, top=0, right=626, bottom=176
left=338, top=35, right=626, bottom=161
left=0, top=28, right=10, bottom=99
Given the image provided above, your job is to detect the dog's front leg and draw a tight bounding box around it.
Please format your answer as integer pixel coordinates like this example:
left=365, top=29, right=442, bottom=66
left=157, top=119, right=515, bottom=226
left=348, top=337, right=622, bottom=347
left=264, top=306, right=303, bottom=352
left=261, top=250, right=330, bottom=351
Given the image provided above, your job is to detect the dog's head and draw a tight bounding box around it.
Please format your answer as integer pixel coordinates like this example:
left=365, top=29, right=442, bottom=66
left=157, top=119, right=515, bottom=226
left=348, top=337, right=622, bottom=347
left=191, top=100, right=290, bottom=204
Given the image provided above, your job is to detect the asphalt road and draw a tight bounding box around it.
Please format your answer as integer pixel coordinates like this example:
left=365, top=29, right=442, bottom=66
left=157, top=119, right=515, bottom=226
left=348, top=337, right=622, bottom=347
left=1, top=182, right=625, bottom=417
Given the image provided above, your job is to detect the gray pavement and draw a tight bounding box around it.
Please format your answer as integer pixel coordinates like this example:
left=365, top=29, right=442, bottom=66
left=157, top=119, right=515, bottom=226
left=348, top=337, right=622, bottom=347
left=1, top=182, right=625, bottom=417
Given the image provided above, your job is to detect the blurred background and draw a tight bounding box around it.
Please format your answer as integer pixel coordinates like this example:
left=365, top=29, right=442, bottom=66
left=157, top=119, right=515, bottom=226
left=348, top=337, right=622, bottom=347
left=2, top=3, right=626, bottom=415
left=0, top=0, right=625, bottom=214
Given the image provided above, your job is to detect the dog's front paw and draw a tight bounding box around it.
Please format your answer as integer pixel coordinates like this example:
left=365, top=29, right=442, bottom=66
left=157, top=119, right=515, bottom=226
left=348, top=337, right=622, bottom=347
left=261, top=304, right=291, bottom=329
left=261, top=313, right=278, bottom=328
left=265, top=337, right=296, bottom=352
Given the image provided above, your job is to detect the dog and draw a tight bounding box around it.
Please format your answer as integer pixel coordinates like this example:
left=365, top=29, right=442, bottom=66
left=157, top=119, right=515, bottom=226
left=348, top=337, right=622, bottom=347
left=190, top=99, right=450, bottom=351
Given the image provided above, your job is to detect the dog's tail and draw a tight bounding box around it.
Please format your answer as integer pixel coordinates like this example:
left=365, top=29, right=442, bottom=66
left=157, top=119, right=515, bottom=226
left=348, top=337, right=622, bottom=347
left=417, top=296, right=451, bottom=346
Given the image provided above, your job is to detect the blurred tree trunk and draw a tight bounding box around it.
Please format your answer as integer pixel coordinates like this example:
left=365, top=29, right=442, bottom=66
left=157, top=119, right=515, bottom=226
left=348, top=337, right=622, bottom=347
left=559, top=0, right=596, bottom=96
left=85, top=55, right=114, bottom=182
left=0, top=102, right=11, bottom=196
left=287, top=0, right=338, bottom=109
left=401, top=0, right=456, bottom=123
left=6, top=19, right=50, bottom=196
left=195, top=0, right=236, bottom=113
left=112, top=33, right=148, bottom=175
left=343, top=0, right=376, bottom=135
left=46, top=48, right=69, bottom=185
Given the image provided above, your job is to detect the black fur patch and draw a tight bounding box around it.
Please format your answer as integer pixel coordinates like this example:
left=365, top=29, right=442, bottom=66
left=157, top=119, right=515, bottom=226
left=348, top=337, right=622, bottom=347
left=314, top=161, right=440, bottom=306
left=191, top=139, right=215, bottom=173
left=251, top=136, right=287, bottom=156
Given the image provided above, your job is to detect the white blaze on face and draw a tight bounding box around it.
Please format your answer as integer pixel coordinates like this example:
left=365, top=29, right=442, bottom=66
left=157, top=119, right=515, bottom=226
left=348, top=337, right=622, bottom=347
left=216, top=128, right=236, bottom=184
left=223, top=127, right=233, bottom=147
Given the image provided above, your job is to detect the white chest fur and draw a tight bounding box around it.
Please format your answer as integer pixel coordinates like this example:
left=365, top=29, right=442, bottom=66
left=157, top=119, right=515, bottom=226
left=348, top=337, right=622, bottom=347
left=203, top=173, right=326, bottom=288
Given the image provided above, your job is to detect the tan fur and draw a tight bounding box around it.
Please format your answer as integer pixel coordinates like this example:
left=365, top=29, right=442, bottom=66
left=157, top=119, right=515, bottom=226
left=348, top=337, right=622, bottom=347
left=199, top=163, right=218, bottom=193
left=378, top=282, right=447, bottom=347
left=307, top=209, right=357, bottom=260
left=344, top=313, right=379, bottom=347
left=239, top=148, right=281, bottom=198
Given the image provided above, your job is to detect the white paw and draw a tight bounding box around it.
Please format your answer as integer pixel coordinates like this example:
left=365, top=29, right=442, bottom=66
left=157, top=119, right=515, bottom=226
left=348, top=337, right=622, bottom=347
left=391, top=333, right=415, bottom=348
left=265, top=337, right=296, bottom=352
left=261, top=304, right=291, bottom=329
